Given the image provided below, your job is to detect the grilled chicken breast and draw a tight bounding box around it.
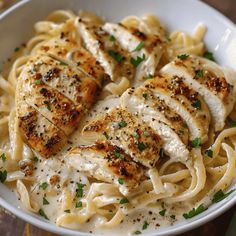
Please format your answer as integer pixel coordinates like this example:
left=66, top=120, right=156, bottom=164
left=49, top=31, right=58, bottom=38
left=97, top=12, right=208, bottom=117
left=121, top=87, right=189, bottom=161
left=66, top=142, right=144, bottom=195
left=161, top=55, right=236, bottom=131
left=103, top=22, right=163, bottom=81
left=76, top=17, right=135, bottom=82
left=83, top=108, right=163, bottom=168
left=16, top=54, right=100, bottom=157
left=143, top=75, right=211, bottom=143
left=16, top=101, right=67, bottom=157
left=38, top=33, right=108, bottom=84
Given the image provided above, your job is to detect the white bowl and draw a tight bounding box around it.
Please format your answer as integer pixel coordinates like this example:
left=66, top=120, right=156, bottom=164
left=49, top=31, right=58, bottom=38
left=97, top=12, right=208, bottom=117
left=0, top=0, right=236, bottom=235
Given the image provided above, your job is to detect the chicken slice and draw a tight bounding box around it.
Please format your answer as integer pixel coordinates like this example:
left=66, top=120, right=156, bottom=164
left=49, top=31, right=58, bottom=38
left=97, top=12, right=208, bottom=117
left=144, top=75, right=211, bottom=143
left=161, top=55, right=236, bottom=131
left=103, top=22, right=163, bottom=81
left=82, top=108, right=162, bottom=168
left=66, top=142, right=144, bottom=195
left=121, top=87, right=189, bottom=161
left=24, top=55, right=99, bottom=107
left=17, top=56, right=99, bottom=136
left=17, top=101, right=67, bottom=157
left=76, top=17, right=135, bottom=82
left=38, top=33, right=109, bottom=83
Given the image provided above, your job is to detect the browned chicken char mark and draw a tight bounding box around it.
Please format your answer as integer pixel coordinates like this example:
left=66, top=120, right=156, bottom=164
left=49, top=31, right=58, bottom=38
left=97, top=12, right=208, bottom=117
left=83, top=108, right=163, bottom=168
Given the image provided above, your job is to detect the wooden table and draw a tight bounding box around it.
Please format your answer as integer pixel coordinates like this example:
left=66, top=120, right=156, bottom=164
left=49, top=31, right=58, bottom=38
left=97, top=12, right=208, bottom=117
left=0, top=0, right=236, bottom=235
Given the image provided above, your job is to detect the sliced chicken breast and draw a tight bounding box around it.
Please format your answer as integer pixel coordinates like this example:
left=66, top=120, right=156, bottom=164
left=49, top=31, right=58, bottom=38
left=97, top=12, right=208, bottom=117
left=38, top=33, right=109, bottom=83
left=121, top=87, right=189, bottom=161
left=144, top=75, right=211, bottom=143
left=66, top=142, right=144, bottom=195
left=103, top=22, right=163, bottom=81
left=17, top=101, right=67, bottom=157
left=82, top=108, right=163, bottom=168
left=161, top=55, right=236, bottom=131
left=76, top=17, right=135, bottom=82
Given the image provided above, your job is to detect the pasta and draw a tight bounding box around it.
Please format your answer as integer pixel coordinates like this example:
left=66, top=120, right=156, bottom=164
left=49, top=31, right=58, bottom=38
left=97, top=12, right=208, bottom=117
left=0, top=9, right=236, bottom=236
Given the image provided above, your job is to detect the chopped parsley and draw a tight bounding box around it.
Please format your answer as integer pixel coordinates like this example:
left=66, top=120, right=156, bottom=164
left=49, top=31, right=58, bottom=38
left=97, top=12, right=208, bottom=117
left=143, top=130, right=150, bottom=137
left=34, top=79, right=42, bottom=85
left=203, top=51, right=215, bottom=61
left=192, top=99, right=201, bottom=109
left=130, top=54, right=146, bottom=68
left=132, top=41, right=145, bottom=52
left=118, top=178, right=124, bottom=185
left=43, top=197, right=49, bottom=205
left=38, top=209, right=49, bottom=220
left=120, top=198, right=129, bottom=204
left=64, top=209, right=71, bottom=213
left=77, top=61, right=81, bottom=66
left=196, top=70, right=204, bottom=77
left=142, top=93, right=148, bottom=99
left=119, top=121, right=127, bottom=127
left=142, top=221, right=149, bottom=230
left=0, top=153, right=6, bottom=162
left=14, top=47, right=20, bottom=52
left=137, top=142, right=146, bottom=151
left=109, top=35, right=116, bottom=42
left=133, top=231, right=142, bottom=235
left=60, top=61, right=67, bottom=66
left=133, top=132, right=140, bottom=139
left=114, top=151, right=124, bottom=160
left=160, top=148, right=164, bottom=158
left=108, top=50, right=125, bottom=62
left=183, top=204, right=205, bottom=219
left=205, top=149, right=213, bottom=158
left=0, top=170, right=7, bottom=183
left=212, top=189, right=235, bottom=203
left=76, top=183, right=86, bottom=198
left=76, top=201, right=83, bottom=208
left=39, top=182, right=48, bottom=190
left=159, top=209, right=166, bottom=216
left=227, top=118, right=236, bottom=127
left=170, top=215, right=176, bottom=220
left=43, top=101, right=51, bottom=111
left=103, top=132, right=109, bottom=139
left=33, top=156, right=39, bottom=162
left=191, top=137, right=201, bottom=148
left=177, top=54, right=189, bottom=60
left=146, top=74, right=154, bottom=80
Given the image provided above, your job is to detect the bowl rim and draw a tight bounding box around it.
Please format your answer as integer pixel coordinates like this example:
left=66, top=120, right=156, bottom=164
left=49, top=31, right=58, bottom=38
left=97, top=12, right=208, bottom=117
left=0, top=0, right=236, bottom=235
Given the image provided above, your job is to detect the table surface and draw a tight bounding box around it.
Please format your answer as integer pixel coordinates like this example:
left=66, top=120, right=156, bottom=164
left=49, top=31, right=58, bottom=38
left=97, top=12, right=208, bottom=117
left=0, top=0, right=236, bottom=235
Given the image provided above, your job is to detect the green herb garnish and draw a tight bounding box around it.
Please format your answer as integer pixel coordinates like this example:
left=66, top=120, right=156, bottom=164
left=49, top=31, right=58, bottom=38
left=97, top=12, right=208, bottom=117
left=146, top=74, right=154, bottom=80
left=143, top=130, right=150, bottom=137
left=33, top=156, right=39, bottom=162
left=0, top=153, right=6, bottom=162
left=76, top=201, right=83, bottom=208
left=203, top=51, right=215, bottom=61
left=227, top=118, right=236, bottom=127
left=130, top=54, right=146, bottom=68
left=0, top=170, right=7, bottom=183
left=177, top=54, right=189, bottom=60
left=114, top=151, right=124, bottom=160
left=14, top=47, right=20, bottom=52
left=118, top=178, right=124, bottom=185
left=38, top=209, right=49, bottom=220
left=212, top=189, right=235, bottom=203
left=64, top=209, right=71, bottom=213
left=34, top=79, right=42, bottom=85
left=76, top=183, right=86, bottom=198
left=133, top=132, right=140, bottom=139
left=159, top=209, right=166, bottom=216
left=108, top=50, right=125, bottom=62
left=170, top=215, right=176, bottom=220
left=77, top=61, right=81, bottom=66
left=43, top=197, right=49, bottom=205
left=43, top=101, right=51, bottom=111
left=120, top=198, right=129, bottom=204
left=39, top=182, right=48, bottom=190
left=133, top=231, right=142, bottom=235
left=191, top=137, right=201, bottom=148
left=137, top=142, right=146, bottom=151
left=143, top=93, right=148, bottom=99
left=60, top=61, right=67, bottom=66
left=205, top=149, right=213, bottom=158
left=160, top=148, right=164, bottom=158
left=132, top=41, right=145, bottom=52
left=142, top=221, right=149, bottom=230
left=109, top=35, right=116, bottom=42
left=192, top=100, right=201, bottom=109
left=119, top=121, right=127, bottom=127
left=183, top=204, right=205, bottom=219
left=196, top=70, right=204, bottom=77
